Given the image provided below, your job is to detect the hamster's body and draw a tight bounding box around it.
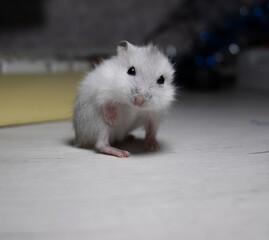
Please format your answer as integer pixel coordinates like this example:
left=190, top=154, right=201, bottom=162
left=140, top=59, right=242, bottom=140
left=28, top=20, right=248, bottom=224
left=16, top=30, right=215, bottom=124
left=73, top=41, right=175, bottom=157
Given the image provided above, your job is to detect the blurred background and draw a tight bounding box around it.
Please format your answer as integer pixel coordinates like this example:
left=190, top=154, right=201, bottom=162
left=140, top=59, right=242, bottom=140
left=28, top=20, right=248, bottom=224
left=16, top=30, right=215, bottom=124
left=0, top=0, right=268, bottom=126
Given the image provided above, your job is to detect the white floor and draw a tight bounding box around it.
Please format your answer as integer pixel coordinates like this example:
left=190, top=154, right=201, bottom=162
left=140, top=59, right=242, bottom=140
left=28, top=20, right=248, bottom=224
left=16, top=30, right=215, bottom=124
left=0, top=89, right=269, bottom=240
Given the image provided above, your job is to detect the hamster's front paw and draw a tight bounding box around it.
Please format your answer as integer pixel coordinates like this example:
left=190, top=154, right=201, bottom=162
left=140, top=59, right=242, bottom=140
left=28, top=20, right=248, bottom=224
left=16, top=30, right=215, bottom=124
left=103, top=102, right=118, bottom=126
left=144, top=136, right=159, bottom=152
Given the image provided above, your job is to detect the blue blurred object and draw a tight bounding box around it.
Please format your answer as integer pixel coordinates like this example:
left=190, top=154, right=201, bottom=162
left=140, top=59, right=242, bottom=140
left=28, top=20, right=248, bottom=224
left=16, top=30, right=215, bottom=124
left=200, top=31, right=210, bottom=41
left=253, top=6, right=263, bottom=17
left=194, top=56, right=204, bottom=66
left=205, top=56, right=215, bottom=66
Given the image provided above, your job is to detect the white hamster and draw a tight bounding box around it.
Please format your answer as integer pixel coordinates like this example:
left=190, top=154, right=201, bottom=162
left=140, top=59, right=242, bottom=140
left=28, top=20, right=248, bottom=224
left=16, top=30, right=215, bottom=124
left=73, top=41, right=176, bottom=158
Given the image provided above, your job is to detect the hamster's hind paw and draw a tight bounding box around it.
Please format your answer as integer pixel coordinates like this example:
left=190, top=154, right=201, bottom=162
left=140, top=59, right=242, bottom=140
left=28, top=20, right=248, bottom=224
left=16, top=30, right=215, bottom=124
left=103, top=102, right=118, bottom=126
left=97, top=144, right=130, bottom=158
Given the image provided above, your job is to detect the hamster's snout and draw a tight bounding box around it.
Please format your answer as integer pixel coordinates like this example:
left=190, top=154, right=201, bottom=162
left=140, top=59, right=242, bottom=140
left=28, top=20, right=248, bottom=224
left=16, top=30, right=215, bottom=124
left=133, top=95, right=144, bottom=107
left=131, top=88, right=152, bottom=107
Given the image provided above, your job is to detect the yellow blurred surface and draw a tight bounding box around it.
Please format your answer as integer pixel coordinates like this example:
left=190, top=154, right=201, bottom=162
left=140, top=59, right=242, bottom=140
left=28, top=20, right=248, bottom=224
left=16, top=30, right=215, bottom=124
left=0, top=73, right=83, bottom=126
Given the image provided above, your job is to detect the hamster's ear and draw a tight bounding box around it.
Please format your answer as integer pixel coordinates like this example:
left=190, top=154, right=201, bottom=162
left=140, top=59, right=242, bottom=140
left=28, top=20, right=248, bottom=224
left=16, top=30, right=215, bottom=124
left=117, top=40, right=133, bottom=53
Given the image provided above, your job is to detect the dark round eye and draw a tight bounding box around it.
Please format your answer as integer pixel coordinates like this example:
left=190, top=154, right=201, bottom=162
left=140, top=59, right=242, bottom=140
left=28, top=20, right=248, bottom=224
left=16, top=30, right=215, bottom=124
left=157, top=75, right=165, bottom=85
left=127, top=66, right=136, bottom=76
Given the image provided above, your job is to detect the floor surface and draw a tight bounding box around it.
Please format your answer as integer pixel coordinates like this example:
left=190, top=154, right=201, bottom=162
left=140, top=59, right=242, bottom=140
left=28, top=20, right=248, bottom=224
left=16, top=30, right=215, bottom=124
left=0, top=89, right=269, bottom=240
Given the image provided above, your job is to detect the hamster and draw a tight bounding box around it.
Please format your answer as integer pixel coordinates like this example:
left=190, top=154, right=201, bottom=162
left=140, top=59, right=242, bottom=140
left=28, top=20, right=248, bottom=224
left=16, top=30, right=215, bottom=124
left=73, top=41, right=176, bottom=158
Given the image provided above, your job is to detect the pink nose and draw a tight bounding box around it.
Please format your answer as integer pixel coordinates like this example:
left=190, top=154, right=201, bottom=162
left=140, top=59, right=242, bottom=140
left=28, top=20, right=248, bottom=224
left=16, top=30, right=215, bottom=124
left=133, top=95, right=144, bottom=107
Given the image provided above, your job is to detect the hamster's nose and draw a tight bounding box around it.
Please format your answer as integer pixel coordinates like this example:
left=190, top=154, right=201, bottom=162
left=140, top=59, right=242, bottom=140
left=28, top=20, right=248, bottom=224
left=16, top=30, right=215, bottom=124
left=133, top=95, right=144, bottom=107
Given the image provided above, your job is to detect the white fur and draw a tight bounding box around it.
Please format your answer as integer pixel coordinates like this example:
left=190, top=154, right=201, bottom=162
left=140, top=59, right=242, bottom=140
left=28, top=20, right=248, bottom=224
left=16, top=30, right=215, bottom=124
left=73, top=41, right=176, bottom=149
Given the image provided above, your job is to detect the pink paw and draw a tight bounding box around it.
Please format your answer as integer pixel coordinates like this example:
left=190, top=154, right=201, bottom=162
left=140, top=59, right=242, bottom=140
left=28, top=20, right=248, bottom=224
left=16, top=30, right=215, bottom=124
left=97, top=144, right=130, bottom=158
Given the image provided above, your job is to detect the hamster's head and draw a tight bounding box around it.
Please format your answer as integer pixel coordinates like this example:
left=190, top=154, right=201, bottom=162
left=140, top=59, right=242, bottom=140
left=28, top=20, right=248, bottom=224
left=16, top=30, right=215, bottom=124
left=113, top=40, right=176, bottom=111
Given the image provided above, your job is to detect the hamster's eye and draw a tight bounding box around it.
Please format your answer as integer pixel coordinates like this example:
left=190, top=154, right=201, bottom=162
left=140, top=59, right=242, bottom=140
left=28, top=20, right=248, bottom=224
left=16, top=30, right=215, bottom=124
left=127, top=66, right=136, bottom=76
left=157, top=75, right=165, bottom=85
